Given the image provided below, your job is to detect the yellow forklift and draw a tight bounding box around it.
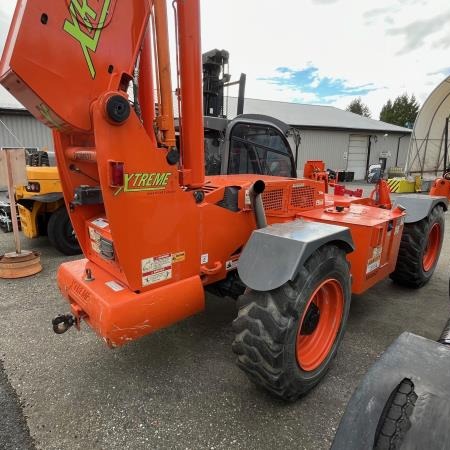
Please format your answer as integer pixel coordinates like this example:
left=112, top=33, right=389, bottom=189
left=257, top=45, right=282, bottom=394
left=8, top=149, right=81, bottom=255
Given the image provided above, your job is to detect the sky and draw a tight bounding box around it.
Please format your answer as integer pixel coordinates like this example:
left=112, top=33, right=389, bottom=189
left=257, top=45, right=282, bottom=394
left=0, top=0, right=449, bottom=118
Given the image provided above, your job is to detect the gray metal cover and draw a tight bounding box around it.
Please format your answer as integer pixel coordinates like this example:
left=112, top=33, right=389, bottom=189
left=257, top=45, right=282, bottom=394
left=394, top=194, right=448, bottom=223
left=238, top=220, right=353, bottom=292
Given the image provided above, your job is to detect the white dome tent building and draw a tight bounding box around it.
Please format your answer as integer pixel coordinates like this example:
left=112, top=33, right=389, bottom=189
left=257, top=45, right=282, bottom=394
left=407, top=76, right=450, bottom=179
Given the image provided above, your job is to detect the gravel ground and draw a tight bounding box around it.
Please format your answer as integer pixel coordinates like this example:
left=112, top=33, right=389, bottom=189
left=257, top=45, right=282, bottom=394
left=0, top=211, right=449, bottom=450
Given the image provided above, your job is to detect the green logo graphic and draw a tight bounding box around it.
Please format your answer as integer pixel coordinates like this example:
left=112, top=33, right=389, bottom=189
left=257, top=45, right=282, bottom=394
left=114, top=172, right=172, bottom=196
left=64, top=0, right=112, bottom=79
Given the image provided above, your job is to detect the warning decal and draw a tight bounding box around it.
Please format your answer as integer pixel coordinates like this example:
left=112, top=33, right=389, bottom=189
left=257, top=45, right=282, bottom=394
left=91, top=218, right=109, bottom=229
left=88, top=227, right=101, bottom=254
left=142, top=253, right=172, bottom=287
left=172, top=251, right=186, bottom=263
left=225, top=259, right=238, bottom=271
left=366, top=246, right=382, bottom=274
left=105, top=281, right=124, bottom=292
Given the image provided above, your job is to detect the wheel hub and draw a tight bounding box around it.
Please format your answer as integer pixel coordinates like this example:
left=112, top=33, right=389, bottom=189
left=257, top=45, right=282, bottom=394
left=296, top=278, right=344, bottom=372
left=300, top=303, right=320, bottom=335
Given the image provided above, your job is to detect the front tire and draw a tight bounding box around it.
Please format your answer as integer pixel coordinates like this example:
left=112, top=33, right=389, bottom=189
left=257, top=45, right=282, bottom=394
left=390, top=205, right=444, bottom=288
left=47, top=207, right=81, bottom=256
left=232, top=245, right=351, bottom=401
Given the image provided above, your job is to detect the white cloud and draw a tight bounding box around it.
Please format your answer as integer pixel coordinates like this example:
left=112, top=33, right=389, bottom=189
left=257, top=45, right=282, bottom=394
left=199, top=0, right=450, bottom=116
left=0, top=0, right=448, bottom=118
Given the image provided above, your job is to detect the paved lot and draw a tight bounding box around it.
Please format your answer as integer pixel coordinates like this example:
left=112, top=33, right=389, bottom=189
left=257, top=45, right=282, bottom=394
left=0, top=214, right=449, bottom=450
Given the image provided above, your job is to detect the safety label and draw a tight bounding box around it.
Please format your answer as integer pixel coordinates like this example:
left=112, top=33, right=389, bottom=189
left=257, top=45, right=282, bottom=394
left=366, top=246, right=382, bottom=274
left=366, top=258, right=380, bottom=274
left=395, top=217, right=405, bottom=235
left=105, top=281, right=124, bottom=292
left=88, top=226, right=101, bottom=254
left=201, top=253, right=209, bottom=264
left=91, top=241, right=101, bottom=254
left=88, top=226, right=100, bottom=242
left=142, top=253, right=172, bottom=286
left=172, top=251, right=186, bottom=263
left=225, top=259, right=238, bottom=271
left=245, top=190, right=251, bottom=206
left=91, top=218, right=109, bottom=229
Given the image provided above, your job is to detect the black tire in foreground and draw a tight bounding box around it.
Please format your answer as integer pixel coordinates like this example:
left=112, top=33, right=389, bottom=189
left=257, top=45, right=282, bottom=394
left=390, top=205, right=445, bottom=288
left=374, top=378, right=417, bottom=450
left=47, top=207, right=81, bottom=256
left=232, top=245, right=351, bottom=401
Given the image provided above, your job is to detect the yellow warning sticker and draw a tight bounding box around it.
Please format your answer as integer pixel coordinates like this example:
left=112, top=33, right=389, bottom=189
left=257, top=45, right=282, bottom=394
left=172, top=251, right=186, bottom=263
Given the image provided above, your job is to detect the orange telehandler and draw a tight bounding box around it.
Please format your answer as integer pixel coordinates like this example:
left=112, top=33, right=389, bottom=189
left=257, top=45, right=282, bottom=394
left=0, top=0, right=447, bottom=401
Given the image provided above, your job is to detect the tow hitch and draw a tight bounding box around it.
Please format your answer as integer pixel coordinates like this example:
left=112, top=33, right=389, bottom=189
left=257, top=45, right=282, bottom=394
left=52, top=314, right=75, bottom=334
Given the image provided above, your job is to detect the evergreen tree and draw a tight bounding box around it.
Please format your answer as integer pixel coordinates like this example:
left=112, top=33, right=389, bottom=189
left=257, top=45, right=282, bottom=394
left=346, top=97, right=371, bottom=117
left=379, top=94, right=419, bottom=128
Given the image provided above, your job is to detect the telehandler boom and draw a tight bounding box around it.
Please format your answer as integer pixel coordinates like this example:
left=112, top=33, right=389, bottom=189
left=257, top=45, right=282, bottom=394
left=0, top=0, right=447, bottom=400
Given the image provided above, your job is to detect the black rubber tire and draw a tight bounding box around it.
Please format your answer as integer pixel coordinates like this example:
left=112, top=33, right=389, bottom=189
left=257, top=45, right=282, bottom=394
left=390, top=205, right=445, bottom=288
left=374, top=379, right=417, bottom=450
left=47, top=207, right=81, bottom=256
left=232, top=245, right=351, bottom=401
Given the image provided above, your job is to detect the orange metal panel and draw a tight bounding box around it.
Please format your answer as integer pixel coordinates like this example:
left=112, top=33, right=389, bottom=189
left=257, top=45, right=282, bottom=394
left=58, top=259, right=204, bottom=347
left=300, top=203, right=405, bottom=294
left=0, top=0, right=151, bottom=132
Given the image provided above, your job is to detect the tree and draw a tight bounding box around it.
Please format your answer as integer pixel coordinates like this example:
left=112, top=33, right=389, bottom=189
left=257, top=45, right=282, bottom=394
left=379, top=93, right=420, bottom=128
left=346, top=97, right=371, bottom=118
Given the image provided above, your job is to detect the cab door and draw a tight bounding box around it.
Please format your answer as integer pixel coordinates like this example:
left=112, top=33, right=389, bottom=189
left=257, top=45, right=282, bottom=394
left=221, top=115, right=296, bottom=178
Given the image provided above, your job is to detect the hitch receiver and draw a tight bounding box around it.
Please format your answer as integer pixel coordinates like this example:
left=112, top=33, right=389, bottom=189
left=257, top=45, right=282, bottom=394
left=52, top=314, right=75, bottom=334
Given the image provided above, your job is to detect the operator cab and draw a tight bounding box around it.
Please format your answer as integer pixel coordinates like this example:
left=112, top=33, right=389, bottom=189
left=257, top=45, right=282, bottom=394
left=204, top=114, right=297, bottom=178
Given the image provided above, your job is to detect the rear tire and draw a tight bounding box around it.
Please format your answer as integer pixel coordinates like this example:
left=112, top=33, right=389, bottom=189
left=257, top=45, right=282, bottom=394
left=47, top=207, right=81, bottom=256
left=232, top=245, right=351, bottom=401
left=390, top=205, right=444, bottom=288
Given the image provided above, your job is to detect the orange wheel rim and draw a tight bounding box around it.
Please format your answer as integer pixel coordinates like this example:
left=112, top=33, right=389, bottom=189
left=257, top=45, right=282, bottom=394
left=423, top=223, right=441, bottom=272
left=296, top=278, right=344, bottom=372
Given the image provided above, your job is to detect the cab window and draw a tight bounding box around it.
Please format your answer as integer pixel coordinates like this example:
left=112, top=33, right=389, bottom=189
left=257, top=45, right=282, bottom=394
left=228, top=123, right=294, bottom=177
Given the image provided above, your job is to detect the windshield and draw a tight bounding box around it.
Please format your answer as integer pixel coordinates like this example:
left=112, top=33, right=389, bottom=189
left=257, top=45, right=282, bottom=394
left=228, top=123, right=294, bottom=177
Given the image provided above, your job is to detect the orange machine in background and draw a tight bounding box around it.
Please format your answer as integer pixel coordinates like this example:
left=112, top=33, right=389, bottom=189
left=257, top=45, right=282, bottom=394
left=1, top=0, right=447, bottom=401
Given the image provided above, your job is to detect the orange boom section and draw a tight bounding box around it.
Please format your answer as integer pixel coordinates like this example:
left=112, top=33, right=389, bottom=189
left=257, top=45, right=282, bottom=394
left=0, top=0, right=151, bottom=133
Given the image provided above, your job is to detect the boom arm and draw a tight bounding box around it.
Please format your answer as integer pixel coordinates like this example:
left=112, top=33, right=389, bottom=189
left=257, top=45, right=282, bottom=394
left=0, top=1, right=151, bottom=133
left=0, top=0, right=204, bottom=184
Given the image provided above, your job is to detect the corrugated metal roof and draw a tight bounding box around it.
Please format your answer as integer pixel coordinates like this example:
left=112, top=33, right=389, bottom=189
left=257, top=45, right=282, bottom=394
left=238, top=98, right=412, bottom=134
left=0, top=107, right=30, bottom=116
left=1, top=97, right=412, bottom=134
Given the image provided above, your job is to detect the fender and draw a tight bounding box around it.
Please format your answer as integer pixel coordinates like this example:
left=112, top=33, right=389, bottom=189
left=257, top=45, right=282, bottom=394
left=238, top=220, right=354, bottom=292
left=395, top=194, right=447, bottom=223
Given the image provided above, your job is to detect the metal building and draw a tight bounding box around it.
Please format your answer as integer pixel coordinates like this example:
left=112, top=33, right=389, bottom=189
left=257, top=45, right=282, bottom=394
left=237, top=98, right=412, bottom=180
left=0, top=107, right=54, bottom=151
left=1, top=100, right=411, bottom=181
